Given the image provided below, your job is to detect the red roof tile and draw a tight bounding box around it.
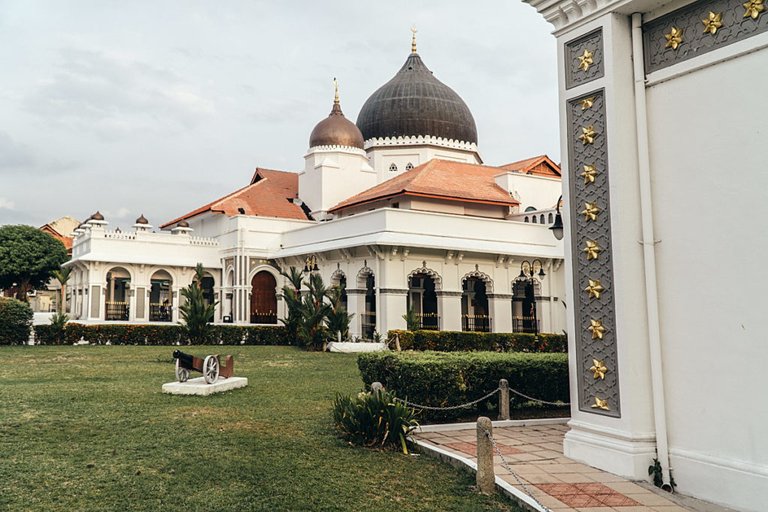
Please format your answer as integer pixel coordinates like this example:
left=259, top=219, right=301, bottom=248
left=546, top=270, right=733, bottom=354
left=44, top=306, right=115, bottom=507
left=161, top=168, right=308, bottom=228
left=499, top=155, right=561, bottom=178
left=330, top=159, right=519, bottom=212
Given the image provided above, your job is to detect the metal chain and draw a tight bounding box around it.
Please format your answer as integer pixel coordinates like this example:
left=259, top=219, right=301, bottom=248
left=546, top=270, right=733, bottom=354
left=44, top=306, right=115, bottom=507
left=481, top=426, right=553, bottom=512
left=508, top=388, right=570, bottom=407
left=394, top=388, right=500, bottom=411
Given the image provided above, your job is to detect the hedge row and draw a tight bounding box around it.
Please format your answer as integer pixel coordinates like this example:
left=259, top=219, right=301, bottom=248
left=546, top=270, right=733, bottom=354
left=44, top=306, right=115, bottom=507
left=357, top=351, right=569, bottom=420
left=0, top=298, right=33, bottom=345
left=388, top=330, right=567, bottom=353
left=33, top=323, right=291, bottom=346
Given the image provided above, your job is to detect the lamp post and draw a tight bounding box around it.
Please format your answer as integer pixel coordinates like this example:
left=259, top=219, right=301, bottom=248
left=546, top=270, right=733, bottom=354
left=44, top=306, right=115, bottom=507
left=549, top=195, right=564, bottom=240
left=303, top=255, right=319, bottom=274
left=519, top=259, right=546, bottom=334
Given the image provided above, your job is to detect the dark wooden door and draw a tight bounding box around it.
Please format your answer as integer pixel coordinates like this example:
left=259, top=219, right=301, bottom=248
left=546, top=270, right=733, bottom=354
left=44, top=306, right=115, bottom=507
left=251, top=271, right=277, bottom=324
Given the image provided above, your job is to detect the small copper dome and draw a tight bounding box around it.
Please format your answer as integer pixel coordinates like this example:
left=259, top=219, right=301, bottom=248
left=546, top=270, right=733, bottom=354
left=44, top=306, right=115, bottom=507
left=135, top=214, right=149, bottom=225
left=309, top=95, right=364, bottom=150
left=90, top=211, right=105, bottom=221
left=177, top=220, right=190, bottom=228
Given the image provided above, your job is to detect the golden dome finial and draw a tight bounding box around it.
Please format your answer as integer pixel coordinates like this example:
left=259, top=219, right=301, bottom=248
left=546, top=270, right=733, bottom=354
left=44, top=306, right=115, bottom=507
left=411, top=26, right=418, bottom=53
left=333, top=77, right=339, bottom=104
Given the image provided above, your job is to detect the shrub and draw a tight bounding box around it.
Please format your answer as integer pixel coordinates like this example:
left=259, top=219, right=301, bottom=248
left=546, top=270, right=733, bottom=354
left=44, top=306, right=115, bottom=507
left=34, top=323, right=291, bottom=346
left=332, top=388, right=419, bottom=454
left=0, top=297, right=33, bottom=345
left=357, top=351, right=569, bottom=420
left=388, top=330, right=567, bottom=353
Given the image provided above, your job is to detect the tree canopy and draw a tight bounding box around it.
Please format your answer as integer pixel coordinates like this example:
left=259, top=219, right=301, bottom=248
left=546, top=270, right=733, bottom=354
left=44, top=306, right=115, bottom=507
left=0, top=225, right=69, bottom=300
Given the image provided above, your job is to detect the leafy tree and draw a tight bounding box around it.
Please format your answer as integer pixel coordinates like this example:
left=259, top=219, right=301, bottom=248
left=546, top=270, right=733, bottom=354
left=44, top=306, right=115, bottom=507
left=0, top=297, right=33, bottom=345
left=279, top=266, right=304, bottom=342
left=0, top=225, right=68, bottom=302
left=179, top=263, right=218, bottom=344
left=51, top=266, right=72, bottom=313
left=297, top=273, right=332, bottom=350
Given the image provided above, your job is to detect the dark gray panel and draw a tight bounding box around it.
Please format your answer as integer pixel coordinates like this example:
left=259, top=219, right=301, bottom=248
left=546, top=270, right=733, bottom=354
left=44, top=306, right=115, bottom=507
left=644, top=0, right=768, bottom=73
left=565, top=29, right=605, bottom=89
left=566, top=90, right=621, bottom=418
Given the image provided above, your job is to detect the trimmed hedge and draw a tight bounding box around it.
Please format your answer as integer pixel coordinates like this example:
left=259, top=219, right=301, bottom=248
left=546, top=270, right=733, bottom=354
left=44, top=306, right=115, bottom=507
left=389, top=330, right=567, bottom=353
left=358, top=351, right=569, bottom=420
left=0, top=297, right=33, bottom=345
left=34, top=323, right=291, bottom=346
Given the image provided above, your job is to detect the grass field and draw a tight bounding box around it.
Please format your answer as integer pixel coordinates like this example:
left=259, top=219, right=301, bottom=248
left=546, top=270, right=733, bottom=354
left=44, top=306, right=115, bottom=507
left=0, top=346, right=521, bottom=512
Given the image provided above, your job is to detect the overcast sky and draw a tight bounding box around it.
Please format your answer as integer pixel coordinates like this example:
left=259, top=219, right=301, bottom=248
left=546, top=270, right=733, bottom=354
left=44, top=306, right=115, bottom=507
left=0, top=0, right=558, bottom=230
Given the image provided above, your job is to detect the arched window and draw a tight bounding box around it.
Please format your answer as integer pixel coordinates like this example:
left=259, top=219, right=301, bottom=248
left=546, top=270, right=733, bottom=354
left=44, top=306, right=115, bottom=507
left=532, top=216, right=538, bottom=224
left=525, top=206, right=537, bottom=212
left=524, top=217, right=529, bottom=223
left=405, top=162, right=414, bottom=171
left=540, top=214, right=545, bottom=224
left=408, top=273, right=439, bottom=330
left=389, top=163, right=398, bottom=172
left=548, top=213, right=554, bottom=224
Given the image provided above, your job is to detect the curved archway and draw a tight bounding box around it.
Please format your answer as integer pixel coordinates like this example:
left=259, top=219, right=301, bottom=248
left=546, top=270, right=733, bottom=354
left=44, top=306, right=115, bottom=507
left=512, top=277, right=542, bottom=334
left=251, top=271, right=277, bottom=324
left=356, top=266, right=376, bottom=339
left=149, top=269, right=173, bottom=322
left=330, top=269, right=348, bottom=312
left=408, top=268, right=441, bottom=330
left=105, top=266, right=131, bottom=321
left=461, top=271, right=493, bottom=332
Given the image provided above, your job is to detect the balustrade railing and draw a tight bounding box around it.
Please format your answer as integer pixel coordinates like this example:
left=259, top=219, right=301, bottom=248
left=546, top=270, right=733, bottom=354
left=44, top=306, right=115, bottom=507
left=512, top=316, right=540, bottom=334
left=105, top=301, right=129, bottom=321
left=149, top=303, right=172, bottom=322
left=250, top=312, right=277, bottom=324
left=462, top=314, right=492, bottom=332
left=416, top=313, right=440, bottom=330
left=361, top=312, right=376, bottom=339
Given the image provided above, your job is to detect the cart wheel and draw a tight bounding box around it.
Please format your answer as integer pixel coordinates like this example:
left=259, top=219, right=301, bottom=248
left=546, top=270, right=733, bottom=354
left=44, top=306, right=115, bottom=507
left=175, top=359, right=189, bottom=383
left=203, top=355, right=220, bottom=384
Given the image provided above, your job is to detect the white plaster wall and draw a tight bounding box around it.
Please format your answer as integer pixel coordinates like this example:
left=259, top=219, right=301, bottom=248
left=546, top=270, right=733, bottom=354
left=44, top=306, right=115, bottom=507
left=367, top=144, right=481, bottom=182
left=495, top=172, right=562, bottom=211
left=299, top=146, right=376, bottom=215
left=646, top=46, right=768, bottom=509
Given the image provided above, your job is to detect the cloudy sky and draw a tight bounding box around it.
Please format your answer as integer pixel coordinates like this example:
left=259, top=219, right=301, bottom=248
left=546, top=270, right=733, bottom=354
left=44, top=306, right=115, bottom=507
left=0, top=0, right=558, bottom=229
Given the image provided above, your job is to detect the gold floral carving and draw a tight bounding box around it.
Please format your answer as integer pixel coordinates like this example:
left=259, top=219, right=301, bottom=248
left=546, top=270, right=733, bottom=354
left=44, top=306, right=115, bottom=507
left=591, top=396, right=610, bottom=410
left=578, top=49, right=594, bottom=71
left=702, top=12, right=723, bottom=34
left=579, top=125, right=597, bottom=145
left=588, top=318, right=606, bottom=339
left=580, top=97, right=595, bottom=110
left=664, top=26, right=684, bottom=49
left=581, top=202, right=600, bottom=221
left=590, top=359, right=608, bottom=379
left=583, top=240, right=602, bottom=260
left=743, top=0, right=765, bottom=19
left=581, top=164, right=597, bottom=184
left=585, top=279, right=605, bottom=299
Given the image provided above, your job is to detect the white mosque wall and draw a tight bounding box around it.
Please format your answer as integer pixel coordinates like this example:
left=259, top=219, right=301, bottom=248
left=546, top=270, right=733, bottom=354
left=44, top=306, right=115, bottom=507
left=495, top=172, right=562, bottom=212
left=366, top=140, right=482, bottom=182
left=521, top=0, right=768, bottom=507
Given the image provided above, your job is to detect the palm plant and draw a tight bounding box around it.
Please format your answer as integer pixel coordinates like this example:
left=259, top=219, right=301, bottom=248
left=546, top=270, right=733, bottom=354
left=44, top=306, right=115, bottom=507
left=50, top=266, right=71, bottom=314
left=279, top=266, right=303, bottom=342
left=326, top=284, right=353, bottom=342
left=297, top=273, right=332, bottom=350
left=179, top=263, right=217, bottom=344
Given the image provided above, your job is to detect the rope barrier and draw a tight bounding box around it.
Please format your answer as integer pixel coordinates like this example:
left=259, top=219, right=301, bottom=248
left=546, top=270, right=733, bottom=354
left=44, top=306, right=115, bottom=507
left=394, top=388, right=500, bottom=411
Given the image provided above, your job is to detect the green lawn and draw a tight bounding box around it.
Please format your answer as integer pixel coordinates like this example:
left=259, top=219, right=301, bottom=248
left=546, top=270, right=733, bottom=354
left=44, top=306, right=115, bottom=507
left=0, top=346, right=521, bottom=512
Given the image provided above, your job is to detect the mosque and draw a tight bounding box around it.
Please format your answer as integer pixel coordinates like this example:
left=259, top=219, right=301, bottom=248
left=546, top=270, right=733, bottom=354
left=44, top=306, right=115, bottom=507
left=65, top=34, right=565, bottom=338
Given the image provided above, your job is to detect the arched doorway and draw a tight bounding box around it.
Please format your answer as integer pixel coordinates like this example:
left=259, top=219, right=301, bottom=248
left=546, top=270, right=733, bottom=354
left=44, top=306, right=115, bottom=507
left=105, top=267, right=130, bottom=321
left=408, top=272, right=439, bottom=330
left=251, top=271, right=277, bottom=324
left=512, top=278, right=541, bottom=333
left=201, top=273, right=215, bottom=306
left=330, top=271, right=348, bottom=311
left=149, top=270, right=173, bottom=322
left=462, top=277, right=490, bottom=332
left=357, top=269, right=376, bottom=339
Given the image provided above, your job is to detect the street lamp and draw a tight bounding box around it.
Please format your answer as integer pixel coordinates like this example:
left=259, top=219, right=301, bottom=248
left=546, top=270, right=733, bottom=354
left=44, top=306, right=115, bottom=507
left=303, top=255, right=319, bottom=273
left=519, top=259, right=545, bottom=335
left=549, top=195, right=564, bottom=240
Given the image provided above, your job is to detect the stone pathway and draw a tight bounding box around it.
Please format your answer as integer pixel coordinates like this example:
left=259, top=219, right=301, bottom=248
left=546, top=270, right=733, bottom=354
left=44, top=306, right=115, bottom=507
left=415, top=422, right=731, bottom=512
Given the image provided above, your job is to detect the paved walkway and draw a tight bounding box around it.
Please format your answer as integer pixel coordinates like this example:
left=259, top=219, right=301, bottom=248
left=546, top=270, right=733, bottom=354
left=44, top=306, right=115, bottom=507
left=415, top=422, right=730, bottom=512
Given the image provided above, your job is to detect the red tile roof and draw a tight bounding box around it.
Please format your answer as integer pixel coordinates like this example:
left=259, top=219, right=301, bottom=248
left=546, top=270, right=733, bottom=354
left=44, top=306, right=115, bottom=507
left=329, top=159, right=519, bottom=213
left=499, top=155, right=561, bottom=178
left=40, top=225, right=73, bottom=252
left=161, top=168, right=308, bottom=228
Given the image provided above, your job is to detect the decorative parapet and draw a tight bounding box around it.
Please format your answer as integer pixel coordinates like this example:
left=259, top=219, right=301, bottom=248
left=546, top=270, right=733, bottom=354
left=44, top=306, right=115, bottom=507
left=524, top=0, right=615, bottom=31
left=306, top=144, right=367, bottom=155
left=364, top=134, right=479, bottom=152
left=188, top=236, right=219, bottom=247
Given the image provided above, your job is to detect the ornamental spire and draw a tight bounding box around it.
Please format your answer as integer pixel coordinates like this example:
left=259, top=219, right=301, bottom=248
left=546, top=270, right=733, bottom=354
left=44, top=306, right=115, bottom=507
left=333, top=77, right=339, bottom=105
left=411, top=26, right=418, bottom=53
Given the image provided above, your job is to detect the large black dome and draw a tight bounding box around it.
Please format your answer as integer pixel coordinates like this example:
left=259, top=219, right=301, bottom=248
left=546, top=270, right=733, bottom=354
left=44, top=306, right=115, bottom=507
left=356, top=52, right=478, bottom=144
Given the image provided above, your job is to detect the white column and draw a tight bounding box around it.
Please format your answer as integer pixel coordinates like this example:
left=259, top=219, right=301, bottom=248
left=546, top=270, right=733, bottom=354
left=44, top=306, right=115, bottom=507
left=488, top=294, right=513, bottom=333
left=437, top=291, right=462, bottom=331
left=346, top=289, right=365, bottom=339
left=378, top=289, right=407, bottom=334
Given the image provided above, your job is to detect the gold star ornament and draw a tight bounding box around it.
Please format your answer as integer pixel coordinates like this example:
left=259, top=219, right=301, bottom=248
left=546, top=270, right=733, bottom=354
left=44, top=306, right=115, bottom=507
left=590, top=359, right=608, bottom=379
left=583, top=240, right=602, bottom=260
left=592, top=396, right=610, bottom=410
left=579, top=125, right=597, bottom=145
left=580, top=97, right=595, bottom=110
left=702, top=12, right=723, bottom=34
left=665, top=27, right=684, bottom=49
left=578, top=49, right=594, bottom=71
left=585, top=279, right=605, bottom=299
left=588, top=319, right=606, bottom=339
left=581, top=164, right=597, bottom=184
left=744, top=0, right=765, bottom=19
left=581, top=202, right=600, bottom=221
